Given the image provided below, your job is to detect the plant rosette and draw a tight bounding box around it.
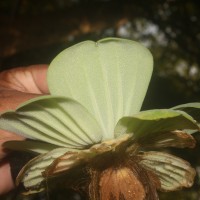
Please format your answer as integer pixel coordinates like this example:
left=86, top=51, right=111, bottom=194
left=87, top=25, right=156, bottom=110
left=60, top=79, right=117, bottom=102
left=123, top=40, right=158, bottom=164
left=0, top=38, right=200, bottom=200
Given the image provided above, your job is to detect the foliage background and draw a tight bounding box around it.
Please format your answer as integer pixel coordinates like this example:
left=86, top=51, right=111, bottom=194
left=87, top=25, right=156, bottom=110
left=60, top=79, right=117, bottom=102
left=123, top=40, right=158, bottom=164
left=0, top=0, right=200, bottom=199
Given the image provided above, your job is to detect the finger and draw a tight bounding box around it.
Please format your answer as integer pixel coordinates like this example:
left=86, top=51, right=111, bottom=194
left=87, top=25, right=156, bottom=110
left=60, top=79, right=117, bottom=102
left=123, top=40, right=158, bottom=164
left=0, top=65, right=49, bottom=194
left=0, top=89, right=40, bottom=112
left=27, top=64, right=49, bottom=94
left=0, top=64, right=49, bottom=94
left=0, top=160, right=14, bottom=194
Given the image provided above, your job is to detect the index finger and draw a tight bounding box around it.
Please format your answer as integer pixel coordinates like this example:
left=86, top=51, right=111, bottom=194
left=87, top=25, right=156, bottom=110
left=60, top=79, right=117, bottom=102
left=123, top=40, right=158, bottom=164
left=0, top=64, right=49, bottom=94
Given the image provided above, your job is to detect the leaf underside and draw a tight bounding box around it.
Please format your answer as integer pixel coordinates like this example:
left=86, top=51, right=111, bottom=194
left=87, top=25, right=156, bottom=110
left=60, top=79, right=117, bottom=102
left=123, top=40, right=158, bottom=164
left=172, top=102, right=200, bottom=129
left=0, top=96, right=103, bottom=149
left=16, top=148, right=72, bottom=190
left=138, top=151, right=196, bottom=191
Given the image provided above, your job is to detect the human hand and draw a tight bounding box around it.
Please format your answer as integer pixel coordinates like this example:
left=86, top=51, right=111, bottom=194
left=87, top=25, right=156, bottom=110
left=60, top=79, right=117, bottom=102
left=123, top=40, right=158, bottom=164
left=0, top=65, right=49, bottom=194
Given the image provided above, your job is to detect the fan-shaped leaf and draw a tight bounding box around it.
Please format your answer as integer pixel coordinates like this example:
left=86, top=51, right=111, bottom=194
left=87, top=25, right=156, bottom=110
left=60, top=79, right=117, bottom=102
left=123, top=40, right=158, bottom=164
left=0, top=96, right=103, bottom=149
left=48, top=38, right=153, bottom=139
left=138, top=151, right=196, bottom=191
left=114, top=109, right=199, bottom=139
left=16, top=148, right=73, bottom=191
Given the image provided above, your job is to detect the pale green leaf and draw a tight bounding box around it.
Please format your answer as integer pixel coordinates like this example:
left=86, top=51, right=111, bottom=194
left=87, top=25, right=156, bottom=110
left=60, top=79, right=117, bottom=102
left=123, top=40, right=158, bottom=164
left=48, top=38, right=153, bottom=140
left=0, top=96, right=103, bottom=149
left=172, top=102, right=200, bottom=123
left=138, top=151, right=196, bottom=191
left=16, top=148, right=73, bottom=191
left=114, top=109, right=199, bottom=139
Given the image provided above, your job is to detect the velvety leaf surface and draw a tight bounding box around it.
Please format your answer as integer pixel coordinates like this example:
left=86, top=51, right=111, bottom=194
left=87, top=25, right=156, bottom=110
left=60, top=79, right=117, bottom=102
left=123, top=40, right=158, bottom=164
left=48, top=38, right=153, bottom=140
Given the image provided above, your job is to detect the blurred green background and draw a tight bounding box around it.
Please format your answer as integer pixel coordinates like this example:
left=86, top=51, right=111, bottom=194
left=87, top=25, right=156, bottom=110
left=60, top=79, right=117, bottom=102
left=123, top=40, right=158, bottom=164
left=0, top=0, right=200, bottom=199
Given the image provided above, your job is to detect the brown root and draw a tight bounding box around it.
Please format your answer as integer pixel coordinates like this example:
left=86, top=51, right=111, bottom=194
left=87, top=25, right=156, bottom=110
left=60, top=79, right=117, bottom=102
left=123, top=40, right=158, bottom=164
left=87, top=154, right=160, bottom=200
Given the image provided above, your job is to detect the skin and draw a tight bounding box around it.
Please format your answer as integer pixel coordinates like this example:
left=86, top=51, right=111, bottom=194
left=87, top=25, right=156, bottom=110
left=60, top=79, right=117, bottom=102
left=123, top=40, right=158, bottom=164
left=0, top=65, right=49, bottom=195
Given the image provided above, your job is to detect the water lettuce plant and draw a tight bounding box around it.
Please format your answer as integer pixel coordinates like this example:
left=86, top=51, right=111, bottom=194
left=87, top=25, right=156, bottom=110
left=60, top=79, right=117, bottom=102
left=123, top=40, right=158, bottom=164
left=0, top=38, right=200, bottom=200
